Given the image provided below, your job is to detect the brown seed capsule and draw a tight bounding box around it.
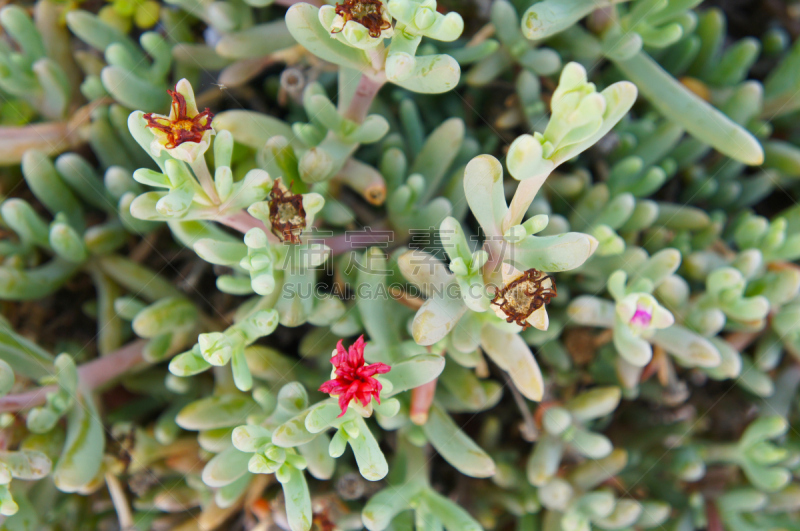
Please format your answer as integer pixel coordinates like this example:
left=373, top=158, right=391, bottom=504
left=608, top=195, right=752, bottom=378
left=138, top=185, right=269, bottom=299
left=312, top=510, right=337, bottom=531
left=268, top=179, right=307, bottom=243
left=333, top=0, right=392, bottom=38
left=490, top=268, right=556, bottom=330
left=144, top=89, right=214, bottom=149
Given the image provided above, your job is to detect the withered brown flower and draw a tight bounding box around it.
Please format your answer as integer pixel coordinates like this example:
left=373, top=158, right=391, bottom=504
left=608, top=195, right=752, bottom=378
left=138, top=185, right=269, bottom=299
left=144, top=89, right=214, bottom=150
left=312, top=509, right=337, bottom=531
left=268, top=179, right=307, bottom=243
left=490, top=267, right=557, bottom=331
left=333, top=0, right=392, bottom=38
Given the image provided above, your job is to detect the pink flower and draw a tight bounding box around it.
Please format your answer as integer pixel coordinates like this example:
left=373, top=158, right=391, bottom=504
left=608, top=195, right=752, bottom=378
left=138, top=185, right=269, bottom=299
left=630, top=305, right=653, bottom=327
left=319, top=336, right=391, bottom=417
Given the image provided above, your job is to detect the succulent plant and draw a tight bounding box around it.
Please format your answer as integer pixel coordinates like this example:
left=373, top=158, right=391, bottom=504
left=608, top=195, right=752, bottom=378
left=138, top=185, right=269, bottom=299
left=1, top=0, right=800, bottom=530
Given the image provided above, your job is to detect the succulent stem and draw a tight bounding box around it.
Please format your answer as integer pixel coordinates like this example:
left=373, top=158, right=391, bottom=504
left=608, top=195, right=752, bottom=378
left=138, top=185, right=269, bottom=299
left=190, top=155, right=220, bottom=205
left=344, top=73, right=385, bottom=123
left=410, top=378, right=438, bottom=425
left=504, top=171, right=550, bottom=233
left=0, top=340, right=146, bottom=413
left=218, top=211, right=272, bottom=237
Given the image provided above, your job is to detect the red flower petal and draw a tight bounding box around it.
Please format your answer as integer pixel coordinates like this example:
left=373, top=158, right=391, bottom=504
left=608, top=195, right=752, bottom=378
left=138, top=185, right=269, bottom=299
left=318, top=336, right=392, bottom=416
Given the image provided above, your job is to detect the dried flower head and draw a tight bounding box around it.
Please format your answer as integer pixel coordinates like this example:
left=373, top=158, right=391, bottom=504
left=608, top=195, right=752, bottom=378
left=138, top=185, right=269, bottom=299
left=312, top=511, right=337, bottom=531
left=268, top=179, right=307, bottom=243
left=491, top=266, right=557, bottom=331
left=143, top=79, right=214, bottom=163
left=319, top=335, right=391, bottom=417
left=332, top=0, right=392, bottom=38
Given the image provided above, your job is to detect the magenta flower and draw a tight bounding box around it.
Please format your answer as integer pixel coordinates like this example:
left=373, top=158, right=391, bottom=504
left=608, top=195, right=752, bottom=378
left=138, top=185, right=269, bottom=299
left=319, top=335, right=391, bottom=417
left=629, top=305, right=653, bottom=327
left=616, top=293, right=674, bottom=338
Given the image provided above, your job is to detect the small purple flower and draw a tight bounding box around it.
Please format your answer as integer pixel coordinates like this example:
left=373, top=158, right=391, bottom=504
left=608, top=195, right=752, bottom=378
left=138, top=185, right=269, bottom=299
left=630, top=305, right=653, bottom=327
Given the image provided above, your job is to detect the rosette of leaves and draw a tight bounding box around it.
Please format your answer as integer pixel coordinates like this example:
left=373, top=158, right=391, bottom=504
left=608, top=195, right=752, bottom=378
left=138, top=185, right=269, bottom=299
left=0, top=144, right=206, bottom=362
left=348, top=248, right=497, bottom=480
left=215, top=383, right=319, bottom=531
left=66, top=10, right=173, bottom=112
left=715, top=485, right=800, bottom=531
left=16, top=353, right=105, bottom=497
left=286, top=0, right=464, bottom=95
left=463, top=0, right=560, bottom=87
left=633, top=11, right=790, bottom=211
left=731, top=212, right=800, bottom=265
left=684, top=266, right=770, bottom=336
left=0, top=2, right=94, bottom=165
left=169, top=308, right=280, bottom=391
left=536, top=449, right=670, bottom=531
left=0, top=5, right=78, bottom=121
left=361, top=438, right=484, bottom=531
left=495, top=62, right=636, bottom=253
left=527, top=387, right=621, bottom=487
left=700, top=416, right=794, bottom=493
left=384, top=112, right=467, bottom=234
left=398, top=245, right=548, bottom=403
left=569, top=249, right=725, bottom=393
left=127, top=124, right=259, bottom=218
left=399, top=62, right=638, bottom=372
left=219, top=337, right=445, bottom=530
left=521, top=0, right=764, bottom=167
left=215, top=79, right=390, bottom=189
left=0, top=6, right=184, bottom=168
left=126, top=81, right=274, bottom=220
left=173, top=385, right=277, bottom=518
left=266, top=363, right=409, bottom=481
left=125, top=80, right=332, bottom=318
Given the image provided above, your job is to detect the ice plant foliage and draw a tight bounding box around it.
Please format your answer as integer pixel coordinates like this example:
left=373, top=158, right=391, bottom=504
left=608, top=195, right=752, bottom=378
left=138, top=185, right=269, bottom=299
left=3, top=0, right=800, bottom=530
left=319, top=336, right=391, bottom=416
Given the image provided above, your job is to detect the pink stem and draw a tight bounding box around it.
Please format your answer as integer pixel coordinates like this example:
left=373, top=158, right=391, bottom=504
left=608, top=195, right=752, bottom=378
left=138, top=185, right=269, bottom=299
left=0, top=340, right=147, bottom=413
left=725, top=330, right=760, bottom=352
left=344, top=75, right=385, bottom=124
left=218, top=211, right=281, bottom=243
left=706, top=501, right=723, bottom=531
left=503, top=175, right=547, bottom=233
left=0, top=99, right=101, bottom=165
left=409, top=378, right=438, bottom=425
left=482, top=239, right=505, bottom=290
